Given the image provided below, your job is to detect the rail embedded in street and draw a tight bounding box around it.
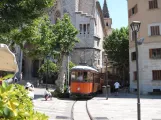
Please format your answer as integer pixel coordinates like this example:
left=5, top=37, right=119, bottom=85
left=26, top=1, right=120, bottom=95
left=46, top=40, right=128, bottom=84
left=71, top=100, right=93, bottom=120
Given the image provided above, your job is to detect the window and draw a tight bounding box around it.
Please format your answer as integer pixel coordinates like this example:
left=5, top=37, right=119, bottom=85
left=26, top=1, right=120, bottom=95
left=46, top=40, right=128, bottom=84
left=150, top=26, right=160, bottom=36
left=152, top=70, right=161, bottom=80
left=149, top=0, right=158, bottom=9
left=80, top=23, right=90, bottom=35
left=149, top=48, right=161, bottom=59
left=129, top=4, right=138, bottom=18
left=131, top=52, right=136, bottom=61
left=83, top=24, right=86, bottom=34
left=98, top=60, right=100, bottom=65
left=133, top=71, right=137, bottom=80
left=79, top=24, right=82, bottom=34
left=87, top=24, right=90, bottom=34
left=106, top=22, right=108, bottom=26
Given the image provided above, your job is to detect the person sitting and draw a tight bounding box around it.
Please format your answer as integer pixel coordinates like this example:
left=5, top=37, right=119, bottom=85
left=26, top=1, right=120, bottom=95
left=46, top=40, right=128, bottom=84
left=44, top=87, right=52, bottom=101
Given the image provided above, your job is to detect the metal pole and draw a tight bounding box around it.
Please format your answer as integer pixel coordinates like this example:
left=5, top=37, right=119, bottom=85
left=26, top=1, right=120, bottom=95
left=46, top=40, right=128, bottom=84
left=134, top=30, right=141, bottom=120
left=46, top=59, right=49, bottom=88
left=67, top=55, right=69, bottom=87
left=105, top=57, right=108, bottom=100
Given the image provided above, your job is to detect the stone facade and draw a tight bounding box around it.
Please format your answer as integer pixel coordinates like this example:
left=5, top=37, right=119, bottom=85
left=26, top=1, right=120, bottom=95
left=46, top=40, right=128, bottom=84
left=20, top=0, right=112, bottom=81
left=128, top=0, right=161, bottom=94
left=49, top=0, right=110, bottom=70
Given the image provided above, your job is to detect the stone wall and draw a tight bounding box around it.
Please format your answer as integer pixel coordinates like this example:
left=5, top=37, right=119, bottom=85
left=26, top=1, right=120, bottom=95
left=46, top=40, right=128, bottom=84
left=130, top=43, right=161, bottom=94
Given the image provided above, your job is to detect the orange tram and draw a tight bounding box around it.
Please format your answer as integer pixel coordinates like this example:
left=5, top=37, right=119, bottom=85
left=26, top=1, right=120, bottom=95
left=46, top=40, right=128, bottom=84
left=70, top=65, right=104, bottom=98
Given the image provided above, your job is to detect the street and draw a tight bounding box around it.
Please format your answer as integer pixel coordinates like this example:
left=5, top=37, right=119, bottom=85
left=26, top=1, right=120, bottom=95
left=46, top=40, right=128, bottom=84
left=33, top=88, right=161, bottom=120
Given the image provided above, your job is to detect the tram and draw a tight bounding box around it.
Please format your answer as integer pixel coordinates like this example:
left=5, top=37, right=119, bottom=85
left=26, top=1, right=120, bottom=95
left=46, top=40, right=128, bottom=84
left=70, top=65, right=104, bottom=97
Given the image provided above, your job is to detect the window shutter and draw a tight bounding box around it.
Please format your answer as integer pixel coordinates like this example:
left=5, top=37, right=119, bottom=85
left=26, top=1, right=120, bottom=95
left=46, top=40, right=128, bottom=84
left=149, top=49, right=152, bottom=58
left=157, top=26, right=160, bottom=35
left=150, top=26, right=153, bottom=36
left=149, top=1, right=151, bottom=9
left=154, top=0, right=158, bottom=8
left=135, top=4, right=138, bottom=13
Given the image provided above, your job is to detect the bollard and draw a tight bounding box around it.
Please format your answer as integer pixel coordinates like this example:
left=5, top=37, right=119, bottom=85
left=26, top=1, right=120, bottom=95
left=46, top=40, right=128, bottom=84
left=102, top=85, right=110, bottom=100
left=106, top=85, right=110, bottom=100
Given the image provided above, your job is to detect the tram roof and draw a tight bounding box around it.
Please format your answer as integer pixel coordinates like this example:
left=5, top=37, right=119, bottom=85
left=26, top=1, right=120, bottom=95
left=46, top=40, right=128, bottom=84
left=71, top=65, right=98, bottom=72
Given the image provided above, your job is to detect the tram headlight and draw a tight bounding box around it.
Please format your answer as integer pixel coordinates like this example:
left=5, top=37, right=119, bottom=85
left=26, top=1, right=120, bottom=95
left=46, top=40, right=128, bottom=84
left=77, top=87, right=80, bottom=91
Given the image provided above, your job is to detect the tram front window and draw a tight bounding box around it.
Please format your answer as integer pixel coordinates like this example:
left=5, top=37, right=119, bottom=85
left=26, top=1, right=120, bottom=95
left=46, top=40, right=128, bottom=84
left=83, top=72, right=87, bottom=81
left=77, top=72, right=83, bottom=81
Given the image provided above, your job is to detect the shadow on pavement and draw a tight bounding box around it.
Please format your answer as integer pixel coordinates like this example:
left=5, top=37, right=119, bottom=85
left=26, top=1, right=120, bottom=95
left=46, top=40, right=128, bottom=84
left=34, top=94, right=44, bottom=100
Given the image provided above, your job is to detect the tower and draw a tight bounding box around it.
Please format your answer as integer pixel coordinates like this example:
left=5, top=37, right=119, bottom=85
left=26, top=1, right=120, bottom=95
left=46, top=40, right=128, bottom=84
left=103, top=0, right=112, bottom=35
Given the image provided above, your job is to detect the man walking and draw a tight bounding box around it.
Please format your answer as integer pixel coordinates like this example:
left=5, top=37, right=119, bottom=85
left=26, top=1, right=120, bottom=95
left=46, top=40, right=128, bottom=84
left=114, top=81, right=120, bottom=96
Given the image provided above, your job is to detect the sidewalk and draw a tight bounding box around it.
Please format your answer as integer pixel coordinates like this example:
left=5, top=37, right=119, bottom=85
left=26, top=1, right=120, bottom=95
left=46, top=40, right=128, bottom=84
left=88, top=93, right=161, bottom=120
left=33, top=88, right=74, bottom=120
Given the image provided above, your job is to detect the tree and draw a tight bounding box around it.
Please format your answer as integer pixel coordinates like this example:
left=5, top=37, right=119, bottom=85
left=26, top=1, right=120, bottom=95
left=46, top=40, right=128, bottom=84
left=38, top=60, right=58, bottom=83
left=103, top=27, right=129, bottom=83
left=11, top=15, right=57, bottom=59
left=54, top=14, right=79, bottom=93
left=0, top=0, right=54, bottom=34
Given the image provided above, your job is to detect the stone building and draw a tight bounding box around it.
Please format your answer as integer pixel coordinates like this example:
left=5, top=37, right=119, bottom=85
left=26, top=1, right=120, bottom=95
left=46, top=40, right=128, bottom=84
left=20, top=0, right=112, bottom=82
left=128, top=0, right=161, bottom=94
left=49, top=0, right=112, bottom=70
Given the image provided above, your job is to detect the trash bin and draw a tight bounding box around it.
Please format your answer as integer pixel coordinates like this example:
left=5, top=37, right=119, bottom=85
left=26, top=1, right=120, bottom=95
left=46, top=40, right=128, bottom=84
left=102, top=86, right=107, bottom=95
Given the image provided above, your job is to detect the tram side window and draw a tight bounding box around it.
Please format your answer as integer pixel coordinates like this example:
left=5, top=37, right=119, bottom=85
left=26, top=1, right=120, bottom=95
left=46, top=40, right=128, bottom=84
left=83, top=72, right=87, bottom=81
left=87, top=72, right=93, bottom=82
left=71, top=72, right=76, bottom=81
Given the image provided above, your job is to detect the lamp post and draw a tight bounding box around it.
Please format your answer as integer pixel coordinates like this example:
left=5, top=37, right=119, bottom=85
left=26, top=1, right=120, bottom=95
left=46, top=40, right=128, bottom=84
left=130, top=21, right=141, bottom=120
left=46, top=55, right=50, bottom=88
left=104, top=54, right=108, bottom=100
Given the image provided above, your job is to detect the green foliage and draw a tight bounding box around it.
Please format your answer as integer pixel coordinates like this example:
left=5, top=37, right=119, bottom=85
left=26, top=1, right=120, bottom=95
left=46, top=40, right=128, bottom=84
left=12, top=15, right=56, bottom=59
left=0, top=82, right=48, bottom=120
left=1, top=74, right=14, bottom=81
left=103, top=27, right=129, bottom=67
left=53, top=14, right=79, bottom=54
left=51, top=89, right=69, bottom=98
left=0, top=0, right=54, bottom=34
left=38, top=60, right=58, bottom=76
left=69, top=61, right=76, bottom=71
left=54, top=14, right=79, bottom=93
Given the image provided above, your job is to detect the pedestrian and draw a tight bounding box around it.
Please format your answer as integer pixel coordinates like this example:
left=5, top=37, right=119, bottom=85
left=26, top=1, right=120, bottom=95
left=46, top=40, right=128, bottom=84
left=25, top=82, right=34, bottom=100
left=20, top=72, right=23, bottom=81
left=44, top=87, right=52, bottom=101
left=14, top=76, right=18, bottom=83
left=114, top=81, right=120, bottom=96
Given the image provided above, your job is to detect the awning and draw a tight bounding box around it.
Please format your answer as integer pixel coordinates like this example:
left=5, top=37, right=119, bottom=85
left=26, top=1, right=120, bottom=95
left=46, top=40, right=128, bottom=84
left=0, top=44, right=18, bottom=73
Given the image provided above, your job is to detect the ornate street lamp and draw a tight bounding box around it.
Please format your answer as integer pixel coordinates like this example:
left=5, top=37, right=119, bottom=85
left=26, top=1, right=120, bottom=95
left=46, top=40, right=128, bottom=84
left=46, top=55, right=50, bottom=88
left=130, top=21, right=141, bottom=120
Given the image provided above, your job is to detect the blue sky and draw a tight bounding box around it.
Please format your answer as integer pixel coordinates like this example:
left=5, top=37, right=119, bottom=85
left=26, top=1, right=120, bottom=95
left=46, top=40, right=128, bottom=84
left=99, top=0, right=128, bottom=29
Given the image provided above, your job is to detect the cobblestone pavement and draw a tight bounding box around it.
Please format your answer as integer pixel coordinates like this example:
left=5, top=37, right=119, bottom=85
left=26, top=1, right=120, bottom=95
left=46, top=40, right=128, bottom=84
left=33, top=88, right=74, bottom=120
left=88, top=93, right=161, bottom=120
left=33, top=88, right=161, bottom=120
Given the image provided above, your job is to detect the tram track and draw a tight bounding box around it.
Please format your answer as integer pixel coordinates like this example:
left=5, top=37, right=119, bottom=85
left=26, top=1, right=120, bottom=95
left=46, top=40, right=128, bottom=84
left=71, top=100, right=93, bottom=120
